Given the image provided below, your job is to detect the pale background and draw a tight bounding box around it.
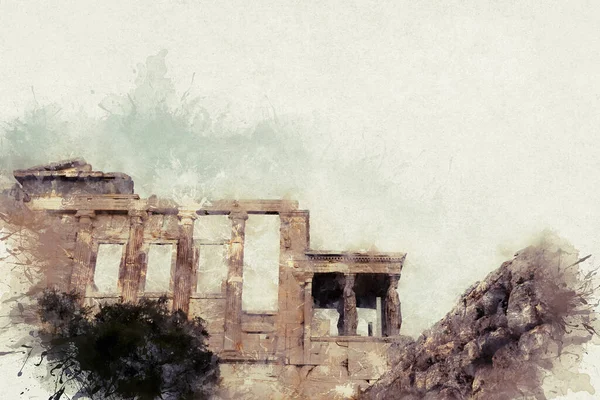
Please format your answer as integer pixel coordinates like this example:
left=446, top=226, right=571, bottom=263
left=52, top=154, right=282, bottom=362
left=1, top=1, right=599, bottom=398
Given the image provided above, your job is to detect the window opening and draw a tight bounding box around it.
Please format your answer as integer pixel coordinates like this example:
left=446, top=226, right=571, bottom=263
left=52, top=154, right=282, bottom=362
left=93, top=243, right=124, bottom=293
left=194, top=215, right=230, bottom=294
left=242, top=215, right=280, bottom=312
left=144, top=243, right=175, bottom=292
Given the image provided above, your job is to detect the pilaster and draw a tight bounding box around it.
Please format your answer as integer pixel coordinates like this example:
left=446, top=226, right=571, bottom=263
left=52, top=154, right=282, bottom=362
left=121, top=210, right=147, bottom=303
left=223, top=211, right=248, bottom=351
left=70, top=210, right=95, bottom=299
left=172, top=211, right=197, bottom=314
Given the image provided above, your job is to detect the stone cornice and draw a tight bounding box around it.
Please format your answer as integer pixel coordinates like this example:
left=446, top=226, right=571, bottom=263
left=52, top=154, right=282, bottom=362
left=305, top=250, right=406, bottom=264
left=14, top=170, right=132, bottom=182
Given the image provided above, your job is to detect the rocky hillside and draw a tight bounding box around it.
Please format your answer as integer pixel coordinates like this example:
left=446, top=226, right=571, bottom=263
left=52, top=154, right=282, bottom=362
left=361, top=234, right=599, bottom=400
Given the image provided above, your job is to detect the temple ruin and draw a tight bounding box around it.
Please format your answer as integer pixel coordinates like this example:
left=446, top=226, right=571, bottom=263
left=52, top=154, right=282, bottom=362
left=10, top=159, right=408, bottom=398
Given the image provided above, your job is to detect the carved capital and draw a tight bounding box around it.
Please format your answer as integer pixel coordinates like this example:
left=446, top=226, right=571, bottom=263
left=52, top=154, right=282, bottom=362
left=279, top=212, right=293, bottom=224
left=177, top=210, right=198, bottom=225
left=75, top=210, right=95, bottom=225
left=128, top=209, right=147, bottom=225
left=304, top=272, right=314, bottom=284
left=228, top=211, right=248, bottom=221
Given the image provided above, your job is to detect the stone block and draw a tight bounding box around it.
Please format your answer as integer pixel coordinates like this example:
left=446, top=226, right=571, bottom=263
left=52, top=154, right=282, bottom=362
left=189, top=298, right=225, bottom=334
left=242, top=314, right=276, bottom=333
left=348, top=341, right=389, bottom=380
left=286, top=324, right=304, bottom=364
left=241, top=332, right=277, bottom=356
left=145, top=214, right=164, bottom=238
left=162, top=215, right=179, bottom=239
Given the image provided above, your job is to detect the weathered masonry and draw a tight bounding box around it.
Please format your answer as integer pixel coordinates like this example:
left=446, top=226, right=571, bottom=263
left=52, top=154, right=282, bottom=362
left=11, top=159, right=407, bottom=398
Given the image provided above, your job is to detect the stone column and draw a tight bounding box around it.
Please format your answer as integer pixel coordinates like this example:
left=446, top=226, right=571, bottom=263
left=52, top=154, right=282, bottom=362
left=223, top=211, right=248, bottom=351
left=70, top=210, right=95, bottom=299
left=341, top=273, right=358, bottom=336
left=172, top=211, right=197, bottom=315
left=384, top=274, right=402, bottom=336
left=121, top=210, right=147, bottom=303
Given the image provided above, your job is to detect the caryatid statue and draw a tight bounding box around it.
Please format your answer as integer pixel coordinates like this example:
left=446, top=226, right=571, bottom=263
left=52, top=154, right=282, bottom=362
left=337, top=274, right=358, bottom=336
left=384, top=274, right=402, bottom=336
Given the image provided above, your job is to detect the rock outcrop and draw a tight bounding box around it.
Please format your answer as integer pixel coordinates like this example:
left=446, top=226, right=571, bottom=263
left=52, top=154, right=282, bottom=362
left=362, top=234, right=599, bottom=400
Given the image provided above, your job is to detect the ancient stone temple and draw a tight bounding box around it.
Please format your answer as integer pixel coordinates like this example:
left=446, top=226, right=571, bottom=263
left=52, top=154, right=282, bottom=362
left=10, top=159, right=408, bottom=399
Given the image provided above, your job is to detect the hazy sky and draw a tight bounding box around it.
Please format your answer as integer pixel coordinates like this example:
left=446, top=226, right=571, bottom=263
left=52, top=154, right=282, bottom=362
left=1, top=1, right=600, bottom=398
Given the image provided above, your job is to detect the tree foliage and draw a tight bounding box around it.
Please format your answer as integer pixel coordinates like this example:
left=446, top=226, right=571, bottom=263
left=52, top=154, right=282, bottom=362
left=37, top=290, right=219, bottom=400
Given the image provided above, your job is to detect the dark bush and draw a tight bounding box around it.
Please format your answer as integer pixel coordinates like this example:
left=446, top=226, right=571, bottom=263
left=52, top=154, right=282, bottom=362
left=37, top=290, right=219, bottom=400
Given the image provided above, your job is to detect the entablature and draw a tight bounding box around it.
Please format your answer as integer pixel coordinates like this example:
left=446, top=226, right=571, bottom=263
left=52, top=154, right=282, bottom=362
left=304, top=250, right=405, bottom=275
left=309, top=263, right=402, bottom=274
left=27, top=195, right=299, bottom=216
